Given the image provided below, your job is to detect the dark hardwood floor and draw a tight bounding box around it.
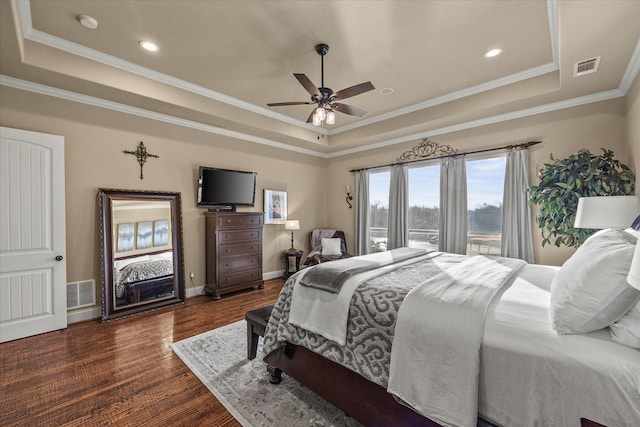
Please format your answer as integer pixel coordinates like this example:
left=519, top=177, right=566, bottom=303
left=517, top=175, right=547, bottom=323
left=0, top=279, right=284, bottom=427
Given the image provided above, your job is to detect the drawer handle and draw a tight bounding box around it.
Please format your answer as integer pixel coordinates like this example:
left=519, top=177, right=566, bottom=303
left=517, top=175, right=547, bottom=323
left=225, top=234, right=230, bottom=238
left=224, top=278, right=230, bottom=283
left=227, top=219, right=232, bottom=223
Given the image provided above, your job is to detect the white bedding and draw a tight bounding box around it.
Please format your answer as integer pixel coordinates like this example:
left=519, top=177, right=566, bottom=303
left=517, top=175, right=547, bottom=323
left=388, top=256, right=526, bottom=427
left=480, top=264, right=640, bottom=427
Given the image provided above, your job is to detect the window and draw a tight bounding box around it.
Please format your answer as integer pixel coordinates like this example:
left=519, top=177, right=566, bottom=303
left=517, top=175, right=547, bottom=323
left=408, top=164, right=440, bottom=250
left=369, top=171, right=390, bottom=252
left=466, top=156, right=506, bottom=255
left=364, top=154, right=507, bottom=255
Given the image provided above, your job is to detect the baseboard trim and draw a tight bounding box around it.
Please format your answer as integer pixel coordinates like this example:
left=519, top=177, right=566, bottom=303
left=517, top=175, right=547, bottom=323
left=68, top=273, right=283, bottom=324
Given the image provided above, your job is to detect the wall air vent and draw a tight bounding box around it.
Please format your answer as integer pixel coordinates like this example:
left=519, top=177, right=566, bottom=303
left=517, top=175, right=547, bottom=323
left=67, top=279, right=96, bottom=309
left=573, top=56, right=601, bottom=77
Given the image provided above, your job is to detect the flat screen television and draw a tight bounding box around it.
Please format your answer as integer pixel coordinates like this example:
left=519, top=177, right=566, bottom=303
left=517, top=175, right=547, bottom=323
left=197, top=166, right=257, bottom=209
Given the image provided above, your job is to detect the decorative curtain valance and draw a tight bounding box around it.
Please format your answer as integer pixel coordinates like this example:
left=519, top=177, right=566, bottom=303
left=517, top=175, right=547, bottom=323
left=349, top=138, right=541, bottom=173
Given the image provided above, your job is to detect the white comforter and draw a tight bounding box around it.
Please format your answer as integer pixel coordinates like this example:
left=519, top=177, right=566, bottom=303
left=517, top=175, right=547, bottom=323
left=388, top=256, right=526, bottom=427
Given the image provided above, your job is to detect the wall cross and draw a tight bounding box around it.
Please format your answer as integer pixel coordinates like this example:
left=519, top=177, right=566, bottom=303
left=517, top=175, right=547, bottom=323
left=123, top=141, right=159, bottom=180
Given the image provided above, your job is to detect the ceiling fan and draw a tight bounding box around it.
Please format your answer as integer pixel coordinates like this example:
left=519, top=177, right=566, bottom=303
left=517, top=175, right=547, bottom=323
left=267, top=43, right=375, bottom=126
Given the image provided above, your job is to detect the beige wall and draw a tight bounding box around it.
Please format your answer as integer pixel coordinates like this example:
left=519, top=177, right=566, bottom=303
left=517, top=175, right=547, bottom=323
left=326, top=98, right=631, bottom=266
left=0, top=86, right=328, bottom=307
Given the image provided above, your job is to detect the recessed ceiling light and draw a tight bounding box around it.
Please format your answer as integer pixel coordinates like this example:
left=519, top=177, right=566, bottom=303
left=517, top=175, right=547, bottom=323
left=484, top=48, right=503, bottom=58
left=139, top=41, right=159, bottom=52
left=380, top=88, right=394, bottom=95
left=77, top=15, right=98, bottom=30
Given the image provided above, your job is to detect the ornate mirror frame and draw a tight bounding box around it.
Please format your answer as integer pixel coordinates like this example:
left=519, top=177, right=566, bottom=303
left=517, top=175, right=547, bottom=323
left=98, top=188, right=185, bottom=321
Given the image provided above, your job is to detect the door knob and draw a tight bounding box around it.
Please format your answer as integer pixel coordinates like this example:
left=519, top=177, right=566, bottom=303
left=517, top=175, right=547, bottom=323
left=55, top=255, right=64, bottom=261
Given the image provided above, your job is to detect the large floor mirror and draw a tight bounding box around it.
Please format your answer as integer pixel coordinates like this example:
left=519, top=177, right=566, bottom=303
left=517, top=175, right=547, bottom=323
left=98, top=189, right=185, bottom=321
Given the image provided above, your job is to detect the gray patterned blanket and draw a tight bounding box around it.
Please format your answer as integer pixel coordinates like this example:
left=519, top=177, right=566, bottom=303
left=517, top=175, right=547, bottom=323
left=298, top=247, right=428, bottom=293
left=262, top=252, right=467, bottom=387
left=115, top=259, right=174, bottom=298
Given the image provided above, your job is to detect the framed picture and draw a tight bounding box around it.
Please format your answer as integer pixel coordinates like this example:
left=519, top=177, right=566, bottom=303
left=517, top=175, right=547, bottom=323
left=116, top=223, right=134, bottom=252
left=264, top=189, right=287, bottom=224
left=153, top=219, right=169, bottom=247
left=136, top=221, right=153, bottom=249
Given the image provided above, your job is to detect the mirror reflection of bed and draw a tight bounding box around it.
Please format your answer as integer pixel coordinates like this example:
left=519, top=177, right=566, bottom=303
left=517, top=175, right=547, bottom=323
left=114, top=250, right=175, bottom=307
left=112, top=199, right=174, bottom=308
left=99, top=189, right=185, bottom=322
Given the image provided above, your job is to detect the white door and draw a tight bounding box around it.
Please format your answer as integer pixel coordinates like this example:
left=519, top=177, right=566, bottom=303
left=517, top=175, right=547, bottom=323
left=0, top=126, right=67, bottom=343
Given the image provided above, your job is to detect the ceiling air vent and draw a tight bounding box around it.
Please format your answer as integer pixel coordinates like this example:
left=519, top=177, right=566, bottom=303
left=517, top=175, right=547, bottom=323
left=573, top=56, right=601, bottom=77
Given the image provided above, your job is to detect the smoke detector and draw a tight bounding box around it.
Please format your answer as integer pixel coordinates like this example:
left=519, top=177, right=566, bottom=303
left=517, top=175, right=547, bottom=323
left=77, top=15, right=98, bottom=30
left=573, top=56, right=600, bottom=77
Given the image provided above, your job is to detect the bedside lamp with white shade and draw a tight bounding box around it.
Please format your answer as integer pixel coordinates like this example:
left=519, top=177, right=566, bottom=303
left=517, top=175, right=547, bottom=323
left=573, top=196, right=640, bottom=229
left=628, top=242, right=640, bottom=290
left=285, top=220, right=300, bottom=250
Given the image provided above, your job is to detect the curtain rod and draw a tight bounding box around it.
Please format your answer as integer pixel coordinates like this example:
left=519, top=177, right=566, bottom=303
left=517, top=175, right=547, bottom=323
left=349, top=140, right=542, bottom=173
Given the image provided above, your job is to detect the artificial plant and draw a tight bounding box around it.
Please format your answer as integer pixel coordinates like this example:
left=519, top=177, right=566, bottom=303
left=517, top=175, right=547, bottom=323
left=529, top=148, right=635, bottom=248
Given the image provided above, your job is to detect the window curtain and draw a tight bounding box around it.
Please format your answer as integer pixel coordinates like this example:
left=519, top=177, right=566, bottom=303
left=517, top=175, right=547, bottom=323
left=439, top=156, right=468, bottom=254
left=354, top=171, right=370, bottom=255
left=388, top=165, right=408, bottom=249
left=501, top=149, right=535, bottom=263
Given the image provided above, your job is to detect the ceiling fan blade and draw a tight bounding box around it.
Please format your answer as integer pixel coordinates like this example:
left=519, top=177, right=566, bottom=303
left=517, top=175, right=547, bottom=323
left=331, top=103, right=367, bottom=117
left=294, top=73, right=321, bottom=97
left=267, top=101, right=314, bottom=107
left=306, top=107, right=319, bottom=123
left=334, top=82, right=375, bottom=100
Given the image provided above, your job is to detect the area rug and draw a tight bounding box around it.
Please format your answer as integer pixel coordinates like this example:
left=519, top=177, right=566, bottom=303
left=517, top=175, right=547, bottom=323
left=170, top=321, right=360, bottom=427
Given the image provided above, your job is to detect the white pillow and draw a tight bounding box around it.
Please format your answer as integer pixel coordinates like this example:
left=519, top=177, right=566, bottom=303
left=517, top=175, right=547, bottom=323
left=609, top=300, right=640, bottom=349
left=321, top=238, right=342, bottom=256
left=114, top=255, right=150, bottom=271
left=550, top=229, right=640, bottom=334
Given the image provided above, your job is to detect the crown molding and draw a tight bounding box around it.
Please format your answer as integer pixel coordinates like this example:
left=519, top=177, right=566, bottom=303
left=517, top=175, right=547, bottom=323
left=620, top=37, right=640, bottom=94
left=0, top=75, right=329, bottom=158
left=0, top=75, right=626, bottom=160
left=327, top=89, right=624, bottom=158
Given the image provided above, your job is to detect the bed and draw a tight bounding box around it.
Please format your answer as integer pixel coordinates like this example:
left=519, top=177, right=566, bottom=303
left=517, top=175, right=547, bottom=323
left=262, top=229, right=640, bottom=427
left=114, top=251, right=175, bottom=304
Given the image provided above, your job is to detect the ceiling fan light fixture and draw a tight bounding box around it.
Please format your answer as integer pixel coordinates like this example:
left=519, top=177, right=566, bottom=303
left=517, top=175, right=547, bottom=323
left=316, top=107, right=326, bottom=121
left=326, top=110, right=336, bottom=125
left=312, top=111, right=322, bottom=126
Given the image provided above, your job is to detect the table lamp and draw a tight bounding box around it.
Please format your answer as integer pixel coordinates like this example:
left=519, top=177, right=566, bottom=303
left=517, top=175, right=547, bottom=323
left=574, top=196, right=640, bottom=229
left=285, top=220, right=299, bottom=250
left=628, top=240, right=640, bottom=290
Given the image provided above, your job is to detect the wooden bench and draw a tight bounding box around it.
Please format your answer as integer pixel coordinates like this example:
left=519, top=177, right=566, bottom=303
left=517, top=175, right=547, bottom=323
left=245, top=304, right=274, bottom=360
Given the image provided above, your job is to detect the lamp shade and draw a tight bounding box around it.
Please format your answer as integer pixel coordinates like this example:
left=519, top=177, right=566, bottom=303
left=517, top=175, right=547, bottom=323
left=628, top=241, right=640, bottom=290
left=285, top=220, right=299, bottom=230
left=574, top=196, right=640, bottom=229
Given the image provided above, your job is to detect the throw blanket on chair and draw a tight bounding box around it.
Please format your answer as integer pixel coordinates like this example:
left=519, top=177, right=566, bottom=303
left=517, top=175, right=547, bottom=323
left=388, top=255, right=526, bottom=427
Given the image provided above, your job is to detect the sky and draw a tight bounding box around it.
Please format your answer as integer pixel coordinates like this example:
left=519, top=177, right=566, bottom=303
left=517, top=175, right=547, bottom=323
left=369, top=156, right=506, bottom=209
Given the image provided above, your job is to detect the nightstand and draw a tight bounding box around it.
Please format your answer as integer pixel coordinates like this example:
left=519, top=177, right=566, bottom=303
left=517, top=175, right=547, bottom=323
left=282, top=249, right=303, bottom=279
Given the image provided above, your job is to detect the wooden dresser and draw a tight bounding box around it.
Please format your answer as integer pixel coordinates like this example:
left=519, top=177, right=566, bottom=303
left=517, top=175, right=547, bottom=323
left=204, top=211, right=264, bottom=299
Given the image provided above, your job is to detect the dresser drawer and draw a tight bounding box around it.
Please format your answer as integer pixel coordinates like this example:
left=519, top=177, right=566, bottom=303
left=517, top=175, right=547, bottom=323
left=218, top=229, right=262, bottom=244
left=219, top=255, right=261, bottom=272
left=219, top=242, right=261, bottom=258
left=218, top=268, right=262, bottom=288
left=217, top=214, right=263, bottom=229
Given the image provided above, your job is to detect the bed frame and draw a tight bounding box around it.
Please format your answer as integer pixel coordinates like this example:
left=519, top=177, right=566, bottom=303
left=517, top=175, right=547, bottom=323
left=264, top=343, right=608, bottom=427
left=264, top=344, right=438, bottom=426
